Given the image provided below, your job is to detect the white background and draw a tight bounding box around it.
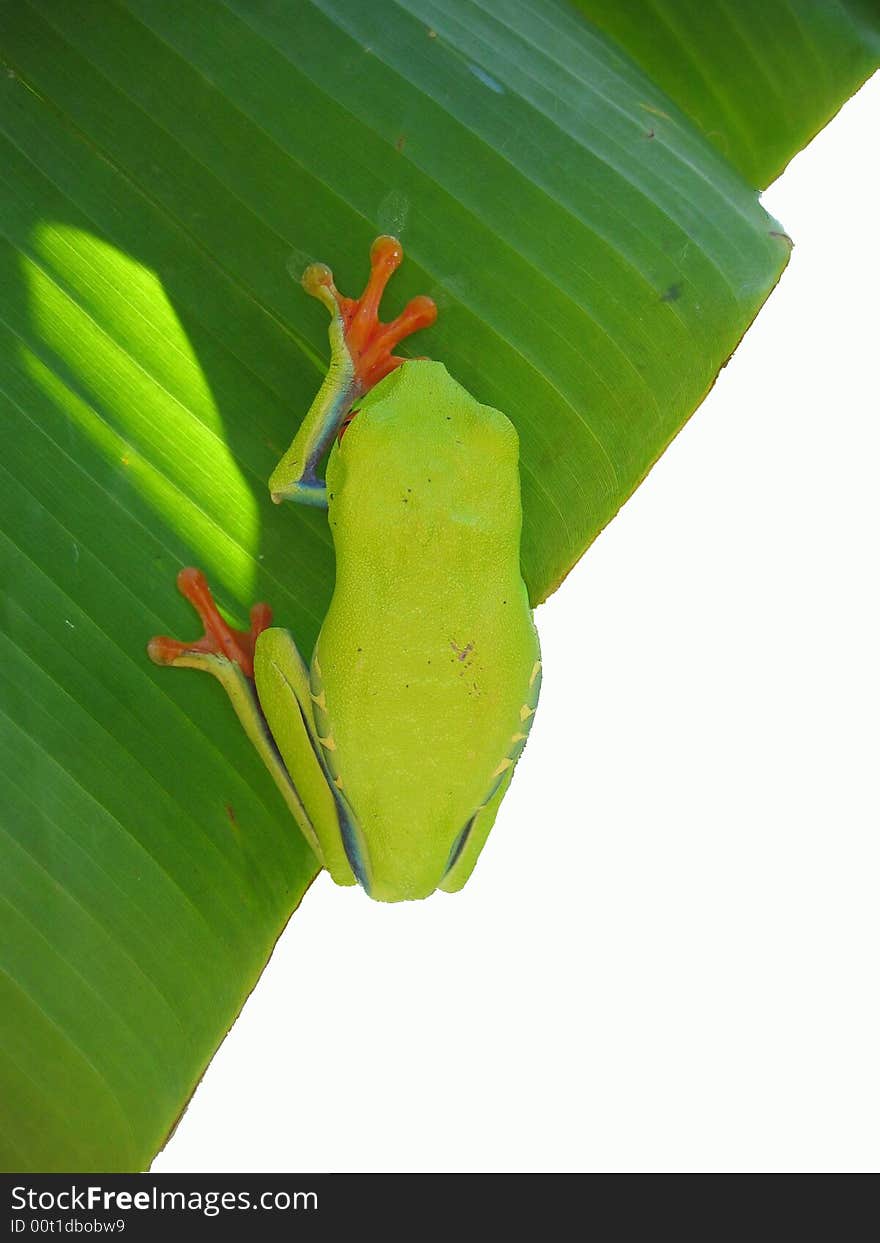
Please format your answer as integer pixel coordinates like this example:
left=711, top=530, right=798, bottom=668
left=156, top=74, right=879, bottom=1174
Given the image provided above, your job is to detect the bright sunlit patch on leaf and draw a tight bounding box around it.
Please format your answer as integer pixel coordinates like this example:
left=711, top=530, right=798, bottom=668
left=23, top=225, right=259, bottom=597
left=18, top=345, right=254, bottom=591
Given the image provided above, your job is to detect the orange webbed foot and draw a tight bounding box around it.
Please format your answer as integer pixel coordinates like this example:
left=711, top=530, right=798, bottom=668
left=302, top=236, right=437, bottom=392
left=147, top=568, right=271, bottom=680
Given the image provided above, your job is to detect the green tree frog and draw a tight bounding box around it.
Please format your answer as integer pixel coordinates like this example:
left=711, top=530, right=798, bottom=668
left=149, top=237, right=541, bottom=902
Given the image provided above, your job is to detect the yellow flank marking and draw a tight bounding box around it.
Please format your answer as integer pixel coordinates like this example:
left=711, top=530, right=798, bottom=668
left=491, top=757, right=514, bottom=779
left=510, top=731, right=526, bottom=743
left=334, top=776, right=344, bottom=790
left=529, top=660, right=542, bottom=687
left=318, top=733, right=337, bottom=752
left=519, top=704, right=535, bottom=723
left=311, top=690, right=327, bottom=710
left=313, top=655, right=322, bottom=678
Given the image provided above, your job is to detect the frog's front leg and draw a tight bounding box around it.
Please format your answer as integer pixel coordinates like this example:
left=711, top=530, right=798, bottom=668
left=147, top=568, right=356, bottom=886
left=268, top=235, right=436, bottom=507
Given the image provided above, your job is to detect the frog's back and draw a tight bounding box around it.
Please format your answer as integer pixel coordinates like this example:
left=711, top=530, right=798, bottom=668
left=316, top=361, right=539, bottom=901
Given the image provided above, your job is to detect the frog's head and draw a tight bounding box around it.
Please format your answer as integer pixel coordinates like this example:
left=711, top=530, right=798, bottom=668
left=269, top=236, right=436, bottom=505
left=325, top=357, right=520, bottom=533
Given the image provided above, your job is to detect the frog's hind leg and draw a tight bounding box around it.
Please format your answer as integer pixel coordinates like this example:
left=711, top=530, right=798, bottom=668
left=254, top=629, right=362, bottom=889
left=147, top=568, right=328, bottom=867
left=440, top=658, right=543, bottom=894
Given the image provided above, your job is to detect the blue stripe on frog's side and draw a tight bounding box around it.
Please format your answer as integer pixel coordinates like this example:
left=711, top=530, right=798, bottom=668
left=308, top=653, right=374, bottom=896
left=443, top=814, right=478, bottom=879
left=333, top=791, right=372, bottom=896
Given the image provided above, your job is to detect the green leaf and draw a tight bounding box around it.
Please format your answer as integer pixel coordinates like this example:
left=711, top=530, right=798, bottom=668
left=572, top=0, right=880, bottom=189
left=0, top=0, right=874, bottom=1170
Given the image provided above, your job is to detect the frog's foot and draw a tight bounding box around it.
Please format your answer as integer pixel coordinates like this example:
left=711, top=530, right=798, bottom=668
left=147, top=568, right=271, bottom=679
left=302, top=235, right=437, bottom=392
left=149, top=569, right=328, bottom=856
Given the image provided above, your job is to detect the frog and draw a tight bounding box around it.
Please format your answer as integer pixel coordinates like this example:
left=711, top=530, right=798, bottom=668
left=148, top=236, right=541, bottom=902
